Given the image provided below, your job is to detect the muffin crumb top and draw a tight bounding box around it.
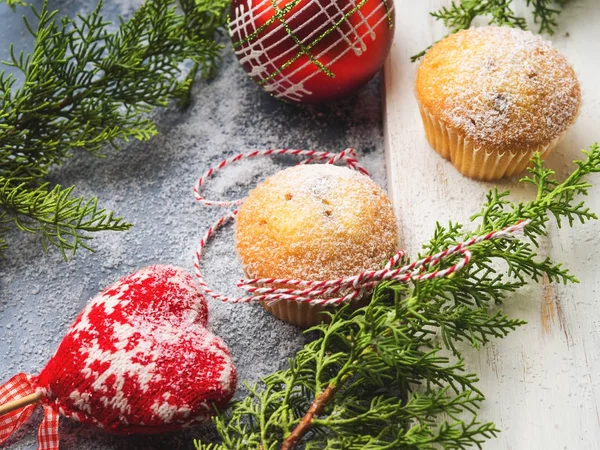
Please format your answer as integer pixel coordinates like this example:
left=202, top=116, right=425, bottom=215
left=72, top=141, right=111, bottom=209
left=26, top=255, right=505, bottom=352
left=235, top=164, right=398, bottom=281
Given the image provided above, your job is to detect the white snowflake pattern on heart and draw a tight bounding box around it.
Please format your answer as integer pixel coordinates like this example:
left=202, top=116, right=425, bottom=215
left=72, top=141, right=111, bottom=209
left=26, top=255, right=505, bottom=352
left=34, top=265, right=236, bottom=434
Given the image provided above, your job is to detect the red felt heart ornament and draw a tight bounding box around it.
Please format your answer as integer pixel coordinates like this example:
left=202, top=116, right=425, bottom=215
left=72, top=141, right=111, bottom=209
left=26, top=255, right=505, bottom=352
left=0, top=265, right=236, bottom=449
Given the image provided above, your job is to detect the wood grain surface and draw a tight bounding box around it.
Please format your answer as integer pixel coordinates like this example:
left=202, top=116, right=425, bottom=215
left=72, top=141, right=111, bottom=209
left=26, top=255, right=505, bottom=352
left=383, top=1, right=600, bottom=448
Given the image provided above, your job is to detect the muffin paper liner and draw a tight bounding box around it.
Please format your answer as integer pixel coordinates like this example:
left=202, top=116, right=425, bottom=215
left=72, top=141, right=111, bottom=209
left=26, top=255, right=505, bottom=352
left=243, top=269, right=368, bottom=328
left=418, top=104, right=565, bottom=181
left=261, top=299, right=326, bottom=328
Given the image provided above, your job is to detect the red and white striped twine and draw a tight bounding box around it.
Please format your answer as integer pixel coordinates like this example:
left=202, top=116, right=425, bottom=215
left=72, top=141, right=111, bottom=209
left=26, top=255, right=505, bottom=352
left=193, top=149, right=530, bottom=306
left=193, top=148, right=367, bottom=207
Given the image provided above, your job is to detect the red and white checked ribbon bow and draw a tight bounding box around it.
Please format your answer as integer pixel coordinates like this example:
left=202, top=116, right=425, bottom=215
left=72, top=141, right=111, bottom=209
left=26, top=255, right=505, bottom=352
left=193, top=149, right=529, bottom=306
left=0, top=373, right=58, bottom=450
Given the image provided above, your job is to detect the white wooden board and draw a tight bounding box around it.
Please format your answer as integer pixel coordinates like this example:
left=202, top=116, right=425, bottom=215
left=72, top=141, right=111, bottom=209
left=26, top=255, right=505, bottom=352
left=383, top=1, right=600, bottom=448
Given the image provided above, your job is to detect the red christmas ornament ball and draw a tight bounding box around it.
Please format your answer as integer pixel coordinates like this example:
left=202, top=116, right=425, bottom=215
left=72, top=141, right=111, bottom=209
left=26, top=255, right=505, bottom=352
left=229, top=0, right=395, bottom=103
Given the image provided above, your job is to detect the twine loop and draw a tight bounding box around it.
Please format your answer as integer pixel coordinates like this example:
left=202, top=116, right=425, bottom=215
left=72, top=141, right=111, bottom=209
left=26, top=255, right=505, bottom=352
left=193, top=148, right=367, bottom=207
left=193, top=149, right=530, bottom=306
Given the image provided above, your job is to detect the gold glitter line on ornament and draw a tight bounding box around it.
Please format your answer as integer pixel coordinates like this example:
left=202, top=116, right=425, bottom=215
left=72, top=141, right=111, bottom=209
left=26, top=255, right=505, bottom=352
left=231, top=0, right=302, bottom=48
left=233, top=2, right=314, bottom=98
left=230, top=0, right=393, bottom=86
left=270, top=0, right=334, bottom=77
left=235, top=0, right=358, bottom=78
left=233, top=1, right=393, bottom=101
left=258, top=0, right=392, bottom=96
left=255, top=0, right=373, bottom=85
left=381, top=0, right=392, bottom=28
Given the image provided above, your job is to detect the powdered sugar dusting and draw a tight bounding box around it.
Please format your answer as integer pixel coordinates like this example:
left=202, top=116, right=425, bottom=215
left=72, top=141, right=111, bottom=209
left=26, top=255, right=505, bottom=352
left=235, top=164, right=398, bottom=282
left=417, top=26, right=580, bottom=152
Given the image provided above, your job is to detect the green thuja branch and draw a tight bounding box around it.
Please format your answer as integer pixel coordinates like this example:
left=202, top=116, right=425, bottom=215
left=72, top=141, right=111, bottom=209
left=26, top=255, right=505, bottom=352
left=527, top=0, right=568, bottom=34
left=0, top=178, right=130, bottom=259
left=412, top=0, right=568, bottom=62
left=195, top=144, right=600, bottom=450
left=0, top=0, right=229, bottom=259
left=0, top=0, right=27, bottom=9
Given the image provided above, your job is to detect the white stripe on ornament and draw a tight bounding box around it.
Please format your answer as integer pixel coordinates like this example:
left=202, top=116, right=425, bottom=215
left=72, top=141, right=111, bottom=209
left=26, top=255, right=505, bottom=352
left=229, top=0, right=269, bottom=37
left=352, top=0, right=377, bottom=41
left=235, top=0, right=363, bottom=99
left=233, top=0, right=351, bottom=63
left=235, top=2, right=310, bottom=97
left=233, top=0, right=347, bottom=97
left=323, top=0, right=364, bottom=55
left=269, top=1, right=392, bottom=100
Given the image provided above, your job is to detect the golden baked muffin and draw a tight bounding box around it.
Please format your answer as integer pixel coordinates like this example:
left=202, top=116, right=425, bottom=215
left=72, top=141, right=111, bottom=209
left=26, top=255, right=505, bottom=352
left=415, top=26, right=581, bottom=180
left=235, top=164, right=398, bottom=327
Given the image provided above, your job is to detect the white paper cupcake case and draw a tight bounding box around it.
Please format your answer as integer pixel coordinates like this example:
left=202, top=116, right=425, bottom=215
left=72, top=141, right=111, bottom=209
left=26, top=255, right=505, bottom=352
left=418, top=104, right=566, bottom=181
left=244, top=269, right=369, bottom=328
left=260, top=289, right=370, bottom=328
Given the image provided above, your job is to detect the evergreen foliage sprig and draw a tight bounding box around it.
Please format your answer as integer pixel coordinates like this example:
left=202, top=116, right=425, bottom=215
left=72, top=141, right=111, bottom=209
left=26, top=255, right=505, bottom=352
left=412, top=0, right=568, bottom=62
left=0, top=0, right=229, bottom=258
left=1, top=0, right=27, bottom=8
left=195, top=144, right=600, bottom=450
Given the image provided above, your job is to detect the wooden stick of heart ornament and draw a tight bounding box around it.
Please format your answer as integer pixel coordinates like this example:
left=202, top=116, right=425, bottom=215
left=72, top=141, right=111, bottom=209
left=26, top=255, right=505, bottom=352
left=0, top=392, right=42, bottom=415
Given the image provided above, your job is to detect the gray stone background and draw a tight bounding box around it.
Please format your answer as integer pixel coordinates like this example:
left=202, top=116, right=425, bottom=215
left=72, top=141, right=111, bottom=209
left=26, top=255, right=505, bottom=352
left=0, top=1, right=386, bottom=448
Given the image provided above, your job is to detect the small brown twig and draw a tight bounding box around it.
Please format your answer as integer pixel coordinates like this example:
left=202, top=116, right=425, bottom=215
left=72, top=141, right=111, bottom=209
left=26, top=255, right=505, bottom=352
left=281, top=342, right=377, bottom=449
left=281, top=377, right=347, bottom=450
